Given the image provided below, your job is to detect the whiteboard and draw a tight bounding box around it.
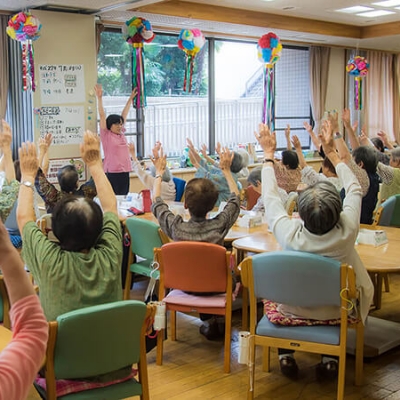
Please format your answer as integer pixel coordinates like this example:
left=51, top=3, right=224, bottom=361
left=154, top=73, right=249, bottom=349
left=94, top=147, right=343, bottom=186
left=38, top=106, right=85, bottom=145
left=39, top=64, right=85, bottom=104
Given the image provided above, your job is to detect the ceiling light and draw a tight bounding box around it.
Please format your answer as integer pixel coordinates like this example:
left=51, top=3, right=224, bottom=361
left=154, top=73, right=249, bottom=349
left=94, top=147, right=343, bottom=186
left=372, top=0, right=400, bottom=6
left=336, top=6, right=374, bottom=13
left=356, top=9, right=396, bottom=16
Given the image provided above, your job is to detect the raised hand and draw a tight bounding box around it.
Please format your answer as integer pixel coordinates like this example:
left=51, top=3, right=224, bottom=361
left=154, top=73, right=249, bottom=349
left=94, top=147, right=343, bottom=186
left=128, top=142, right=137, bottom=160
left=216, top=146, right=233, bottom=172
left=303, top=121, right=313, bottom=133
left=200, top=143, right=208, bottom=157
left=0, top=120, right=12, bottom=150
left=284, top=124, right=291, bottom=139
left=342, top=108, right=351, bottom=126
left=359, top=131, right=370, bottom=147
left=319, top=120, right=335, bottom=156
left=93, top=84, right=103, bottom=98
left=18, top=142, right=38, bottom=180
left=291, top=135, right=302, bottom=151
left=254, top=123, right=276, bottom=158
left=152, top=141, right=162, bottom=159
left=130, top=87, right=138, bottom=99
left=80, top=131, right=101, bottom=167
left=327, top=110, right=339, bottom=133
left=150, top=145, right=166, bottom=176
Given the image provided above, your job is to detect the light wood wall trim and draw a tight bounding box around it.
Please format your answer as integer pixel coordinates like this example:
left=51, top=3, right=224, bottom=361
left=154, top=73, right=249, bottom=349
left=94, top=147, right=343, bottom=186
left=131, top=0, right=362, bottom=39
left=362, top=21, right=400, bottom=39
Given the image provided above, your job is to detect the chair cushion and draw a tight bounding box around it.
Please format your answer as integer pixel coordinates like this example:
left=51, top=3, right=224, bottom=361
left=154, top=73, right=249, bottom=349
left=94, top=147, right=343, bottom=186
left=34, top=369, right=137, bottom=398
left=164, top=289, right=226, bottom=308
left=256, top=315, right=341, bottom=345
left=263, top=300, right=358, bottom=326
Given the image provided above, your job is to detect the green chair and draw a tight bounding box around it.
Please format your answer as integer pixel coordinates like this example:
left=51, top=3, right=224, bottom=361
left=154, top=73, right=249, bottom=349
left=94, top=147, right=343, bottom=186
left=123, top=217, right=169, bottom=300
left=35, top=300, right=153, bottom=400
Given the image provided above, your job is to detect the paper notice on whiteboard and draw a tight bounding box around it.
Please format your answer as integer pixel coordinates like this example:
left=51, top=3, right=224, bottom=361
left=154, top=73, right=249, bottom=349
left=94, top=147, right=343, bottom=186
left=39, top=64, right=85, bottom=104
left=39, top=106, right=85, bottom=145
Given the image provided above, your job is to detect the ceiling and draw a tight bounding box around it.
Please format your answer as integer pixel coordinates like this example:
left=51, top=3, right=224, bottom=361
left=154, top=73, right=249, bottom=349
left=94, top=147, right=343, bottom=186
left=2, top=0, right=400, bottom=51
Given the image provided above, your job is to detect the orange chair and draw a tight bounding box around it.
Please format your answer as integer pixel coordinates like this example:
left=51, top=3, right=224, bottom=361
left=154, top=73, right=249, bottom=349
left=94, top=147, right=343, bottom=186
left=246, top=185, right=261, bottom=210
left=154, top=242, right=233, bottom=373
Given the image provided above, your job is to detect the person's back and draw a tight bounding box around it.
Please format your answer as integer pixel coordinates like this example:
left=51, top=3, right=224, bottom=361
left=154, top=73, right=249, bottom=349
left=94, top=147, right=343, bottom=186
left=19, top=132, right=122, bottom=322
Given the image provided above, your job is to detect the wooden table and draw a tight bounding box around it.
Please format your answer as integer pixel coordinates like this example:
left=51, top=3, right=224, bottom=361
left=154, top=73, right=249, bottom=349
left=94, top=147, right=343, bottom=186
left=0, top=325, right=41, bottom=399
left=232, top=225, right=400, bottom=357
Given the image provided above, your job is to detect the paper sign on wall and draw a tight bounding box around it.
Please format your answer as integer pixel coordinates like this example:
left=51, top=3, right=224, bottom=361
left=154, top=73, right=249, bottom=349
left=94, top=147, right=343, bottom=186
left=38, top=106, right=85, bottom=145
left=47, top=158, right=87, bottom=184
left=39, top=64, right=85, bottom=104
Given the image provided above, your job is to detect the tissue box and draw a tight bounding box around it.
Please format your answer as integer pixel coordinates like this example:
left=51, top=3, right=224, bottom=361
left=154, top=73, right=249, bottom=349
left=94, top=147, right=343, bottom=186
left=236, top=215, right=263, bottom=228
left=357, top=229, right=388, bottom=247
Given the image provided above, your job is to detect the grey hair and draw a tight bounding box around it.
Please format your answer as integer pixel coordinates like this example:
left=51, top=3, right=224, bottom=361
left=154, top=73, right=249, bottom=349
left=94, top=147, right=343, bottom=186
left=298, top=181, right=342, bottom=235
left=236, top=149, right=250, bottom=167
left=391, top=147, right=400, bottom=162
left=247, top=166, right=262, bottom=187
left=230, top=152, right=244, bottom=174
left=150, top=165, right=172, bottom=183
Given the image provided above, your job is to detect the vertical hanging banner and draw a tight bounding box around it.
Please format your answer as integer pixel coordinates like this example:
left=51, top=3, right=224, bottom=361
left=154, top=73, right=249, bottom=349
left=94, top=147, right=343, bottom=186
left=257, top=32, right=282, bottom=131
left=6, top=11, right=42, bottom=91
left=346, top=56, right=369, bottom=111
left=122, top=17, right=155, bottom=108
left=177, top=29, right=206, bottom=93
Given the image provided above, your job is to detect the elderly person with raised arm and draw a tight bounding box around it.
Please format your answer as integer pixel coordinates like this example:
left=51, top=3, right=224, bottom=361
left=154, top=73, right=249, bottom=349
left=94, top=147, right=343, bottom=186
left=18, top=132, right=122, bottom=322
left=0, top=219, right=48, bottom=400
left=255, top=120, right=373, bottom=381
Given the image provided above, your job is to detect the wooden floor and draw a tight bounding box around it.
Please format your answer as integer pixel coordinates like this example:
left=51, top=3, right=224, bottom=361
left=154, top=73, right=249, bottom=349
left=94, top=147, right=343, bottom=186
left=125, top=274, right=400, bottom=400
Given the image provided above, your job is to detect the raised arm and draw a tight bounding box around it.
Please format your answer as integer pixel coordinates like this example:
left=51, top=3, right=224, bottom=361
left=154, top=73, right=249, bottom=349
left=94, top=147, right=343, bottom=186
left=303, top=121, right=320, bottom=150
left=94, top=84, right=107, bottom=130
left=216, top=146, right=239, bottom=195
left=151, top=146, right=167, bottom=201
left=319, top=120, right=341, bottom=168
left=121, top=88, right=138, bottom=122
left=0, top=220, right=48, bottom=400
left=37, top=133, right=52, bottom=176
left=285, top=124, right=292, bottom=151
left=186, top=138, right=202, bottom=168
left=80, top=131, right=117, bottom=214
left=342, top=108, right=359, bottom=150
left=326, top=111, right=351, bottom=163
left=377, top=130, right=395, bottom=150
left=0, top=120, right=16, bottom=183
left=17, top=142, right=38, bottom=233
left=291, top=135, right=307, bottom=169
left=200, top=143, right=218, bottom=166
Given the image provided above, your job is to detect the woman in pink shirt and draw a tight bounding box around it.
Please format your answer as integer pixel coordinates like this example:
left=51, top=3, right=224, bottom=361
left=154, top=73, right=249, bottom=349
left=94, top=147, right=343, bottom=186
left=94, top=84, right=137, bottom=195
left=0, top=216, right=48, bottom=400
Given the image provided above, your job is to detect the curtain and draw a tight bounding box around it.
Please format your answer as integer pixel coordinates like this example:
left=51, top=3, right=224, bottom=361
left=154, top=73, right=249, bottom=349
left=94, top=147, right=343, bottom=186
left=0, top=15, right=9, bottom=120
left=6, top=39, right=34, bottom=159
left=309, top=46, right=331, bottom=140
left=393, top=54, right=400, bottom=145
left=365, top=51, right=394, bottom=141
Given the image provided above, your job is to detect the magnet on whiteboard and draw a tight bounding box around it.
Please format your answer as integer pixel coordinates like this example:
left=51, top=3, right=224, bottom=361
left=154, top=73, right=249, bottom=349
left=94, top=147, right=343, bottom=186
left=88, top=116, right=92, bottom=120
left=88, top=90, right=94, bottom=96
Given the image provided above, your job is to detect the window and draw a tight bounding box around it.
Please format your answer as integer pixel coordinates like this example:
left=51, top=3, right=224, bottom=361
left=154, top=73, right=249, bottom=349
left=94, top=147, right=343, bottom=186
left=97, top=31, right=311, bottom=158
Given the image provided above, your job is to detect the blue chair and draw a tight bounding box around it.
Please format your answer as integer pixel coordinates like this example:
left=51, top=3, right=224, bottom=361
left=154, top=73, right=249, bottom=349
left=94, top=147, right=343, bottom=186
left=123, top=217, right=169, bottom=300
left=373, top=194, right=400, bottom=227
left=35, top=300, right=154, bottom=400
left=240, top=251, right=364, bottom=400
left=172, top=177, right=186, bottom=202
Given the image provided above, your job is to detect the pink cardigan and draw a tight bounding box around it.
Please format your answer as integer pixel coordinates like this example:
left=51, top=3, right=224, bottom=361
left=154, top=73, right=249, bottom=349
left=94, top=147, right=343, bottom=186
left=0, top=295, right=48, bottom=400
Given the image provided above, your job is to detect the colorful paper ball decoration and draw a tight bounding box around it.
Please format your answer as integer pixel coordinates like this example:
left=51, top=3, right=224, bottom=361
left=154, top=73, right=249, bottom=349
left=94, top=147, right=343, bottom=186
left=6, top=11, right=42, bottom=42
left=122, top=16, right=155, bottom=46
left=177, top=28, right=206, bottom=57
left=257, top=32, right=282, bottom=68
left=346, top=56, right=369, bottom=77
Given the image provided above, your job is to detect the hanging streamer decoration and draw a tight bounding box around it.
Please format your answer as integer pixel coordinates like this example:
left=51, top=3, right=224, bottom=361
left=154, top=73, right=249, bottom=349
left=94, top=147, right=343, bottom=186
left=122, top=17, right=155, bottom=108
left=346, top=56, right=369, bottom=111
left=177, top=29, right=206, bottom=93
left=257, top=32, right=282, bottom=131
left=6, top=11, right=42, bottom=91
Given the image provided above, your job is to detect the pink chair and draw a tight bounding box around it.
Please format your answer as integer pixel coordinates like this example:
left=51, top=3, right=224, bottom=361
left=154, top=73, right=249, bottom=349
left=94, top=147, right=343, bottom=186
left=154, top=241, right=233, bottom=373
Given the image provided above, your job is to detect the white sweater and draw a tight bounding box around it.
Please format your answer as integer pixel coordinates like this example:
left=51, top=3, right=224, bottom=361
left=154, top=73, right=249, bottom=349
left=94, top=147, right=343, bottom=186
left=262, top=162, right=374, bottom=323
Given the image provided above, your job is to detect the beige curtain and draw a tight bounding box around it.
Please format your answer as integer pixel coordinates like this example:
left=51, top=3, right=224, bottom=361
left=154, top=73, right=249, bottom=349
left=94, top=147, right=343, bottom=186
left=0, top=15, right=9, bottom=119
left=365, top=51, right=394, bottom=140
left=393, top=55, right=400, bottom=145
left=309, top=46, right=331, bottom=139
left=96, top=22, right=105, bottom=55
